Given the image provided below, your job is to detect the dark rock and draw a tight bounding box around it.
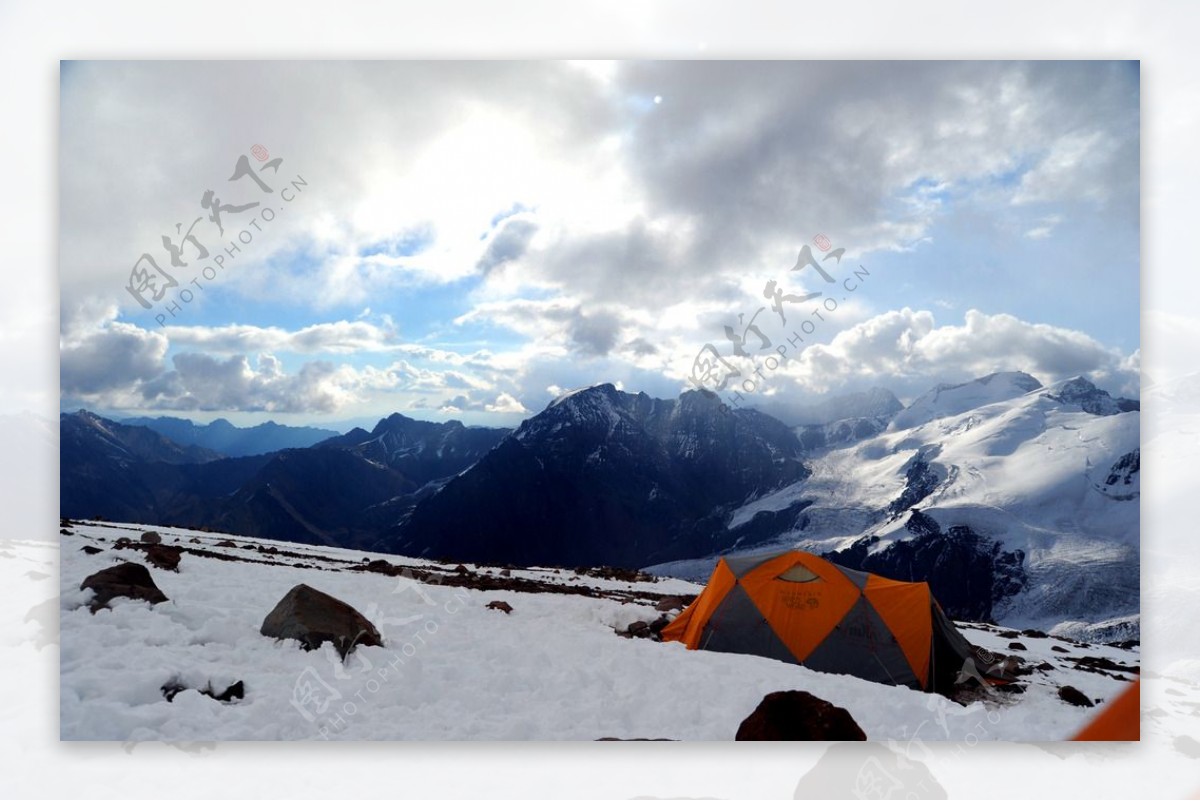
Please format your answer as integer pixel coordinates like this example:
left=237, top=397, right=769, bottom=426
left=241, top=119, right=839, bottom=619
left=209, top=679, right=245, bottom=702
left=114, top=537, right=133, bottom=549
left=499, top=568, right=511, bottom=577
left=735, top=690, right=866, bottom=741
left=648, top=615, right=671, bottom=636
left=363, top=559, right=402, bottom=576
left=1008, top=642, right=1027, bottom=651
left=190, top=538, right=202, bottom=544
left=162, top=678, right=245, bottom=703
left=60, top=528, right=73, bottom=536
left=216, top=540, right=236, bottom=547
left=1051, top=645, right=1070, bottom=653
left=140, top=531, right=162, bottom=544
left=654, top=595, right=686, bottom=612
left=260, top=584, right=382, bottom=659
left=1020, top=629, right=1049, bottom=638
left=627, top=620, right=650, bottom=637
left=486, top=600, right=513, bottom=614
left=996, top=630, right=1021, bottom=639
left=1067, top=655, right=1139, bottom=675
left=80, top=545, right=103, bottom=555
left=886, top=450, right=943, bottom=519
left=242, top=544, right=255, bottom=550
left=1108, top=640, right=1140, bottom=651
left=145, top=544, right=183, bottom=571
left=80, top=562, right=168, bottom=612
left=1058, top=685, right=1095, bottom=707
left=454, top=564, right=469, bottom=574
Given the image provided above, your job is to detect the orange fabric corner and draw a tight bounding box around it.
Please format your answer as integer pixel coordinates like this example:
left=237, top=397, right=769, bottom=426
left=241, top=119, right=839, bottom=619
left=864, top=574, right=933, bottom=688
left=1072, top=680, right=1140, bottom=741
left=660, top=558, right=737, bottom=648
left=739, top=552, right=861, bottom=662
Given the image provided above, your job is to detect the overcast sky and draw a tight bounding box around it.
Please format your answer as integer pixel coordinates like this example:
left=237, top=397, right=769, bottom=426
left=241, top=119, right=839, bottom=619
left=59, top=60, right=1140, bottom=428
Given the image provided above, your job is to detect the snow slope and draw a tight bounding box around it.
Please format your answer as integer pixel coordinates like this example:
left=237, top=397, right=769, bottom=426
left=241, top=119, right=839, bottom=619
left=60, top=520, right=1137, bottom=742
left=654, top=374, right=1139, bottom=636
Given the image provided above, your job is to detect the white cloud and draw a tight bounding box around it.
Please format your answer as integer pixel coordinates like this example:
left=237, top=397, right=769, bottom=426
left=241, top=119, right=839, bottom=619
left=758, top=308, right=1140, bottom=398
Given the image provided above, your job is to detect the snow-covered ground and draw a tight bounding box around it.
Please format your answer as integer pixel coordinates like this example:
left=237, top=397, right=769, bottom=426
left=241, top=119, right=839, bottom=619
left=60, top=520, right=1139, bottom=742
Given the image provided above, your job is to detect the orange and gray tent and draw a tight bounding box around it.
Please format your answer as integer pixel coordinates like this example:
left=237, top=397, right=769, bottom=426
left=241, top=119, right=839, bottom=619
left=661, top=549, right=983, bottom=692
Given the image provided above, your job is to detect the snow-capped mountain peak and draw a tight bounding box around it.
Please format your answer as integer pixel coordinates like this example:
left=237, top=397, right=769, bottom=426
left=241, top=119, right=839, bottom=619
left=889, top=371, right=1044, bottom=430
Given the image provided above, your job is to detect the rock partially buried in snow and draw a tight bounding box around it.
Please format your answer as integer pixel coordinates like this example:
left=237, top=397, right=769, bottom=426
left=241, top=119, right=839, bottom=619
left=145, top=544, right=183, bottom=572
left=79, top=562, right=169, bottom=612
left=140, top=531, right=162, bottom=545
left=1058, top=685, right=1095, bottom=708
left=260, top=584, right=382, bottom=659
left=162, top=678, right=245, bottom=704
left=486, top=601, right=513, bottom=614
left=654, top=595, right=686, bottom=612
left=735, top=690, right=867, bottom=741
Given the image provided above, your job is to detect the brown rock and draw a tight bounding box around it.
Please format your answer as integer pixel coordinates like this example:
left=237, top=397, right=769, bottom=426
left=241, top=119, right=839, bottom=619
left=80, top=545, right=103, bottom=555
left=363, top=559, right=401, bottom=576
left=654, top=595, right=686, bottom=612
left=735, top=691, right=866, bottom=741
left=260, top=584, right=382, bottom=659
left=1051, top=645, right=1070, bottom=653
left=486, top=600, right=513, bottom=614
left=216, top=540, right=237, bottom=548
left=626, top=620, right=652, bottom=638
left=145, top=544, right=183, bottom=572
left=1058, top=685, right=1095, bottom=707
left=140, top=531, right=162, bottom=545
left=80, top=562, right=168, bottom=612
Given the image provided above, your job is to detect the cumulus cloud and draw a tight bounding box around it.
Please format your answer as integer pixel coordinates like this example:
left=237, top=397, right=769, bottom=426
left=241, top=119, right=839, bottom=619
left=456, top=298, right=632, bottom=359
left=758, top=308, right=1140, bottom=398
left=161, top=320, right=400, bottom=354
left=60, top=303, right=169, bottom=397
left=438, top=391, right=529, bottom=416
left=59, top=61, right=1139, bottom=423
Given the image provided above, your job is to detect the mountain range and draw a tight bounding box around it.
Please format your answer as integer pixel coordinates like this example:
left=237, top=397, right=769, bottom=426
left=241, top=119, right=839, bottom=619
left=119, top=415, right=340, bottom=457
left=59, top=371, right=1140, bottom=635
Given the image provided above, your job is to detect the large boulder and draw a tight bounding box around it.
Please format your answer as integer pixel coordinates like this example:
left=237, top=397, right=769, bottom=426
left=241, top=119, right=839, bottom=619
left=735, top=690, right=866, bottom=741
left=260, top=584, right=382, bottom=658
left=79, top=562, right=169, bottom=612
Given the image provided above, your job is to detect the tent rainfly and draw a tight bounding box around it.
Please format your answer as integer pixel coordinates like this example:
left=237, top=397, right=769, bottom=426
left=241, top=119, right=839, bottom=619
left=661, top=549, right=997, bottom=692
